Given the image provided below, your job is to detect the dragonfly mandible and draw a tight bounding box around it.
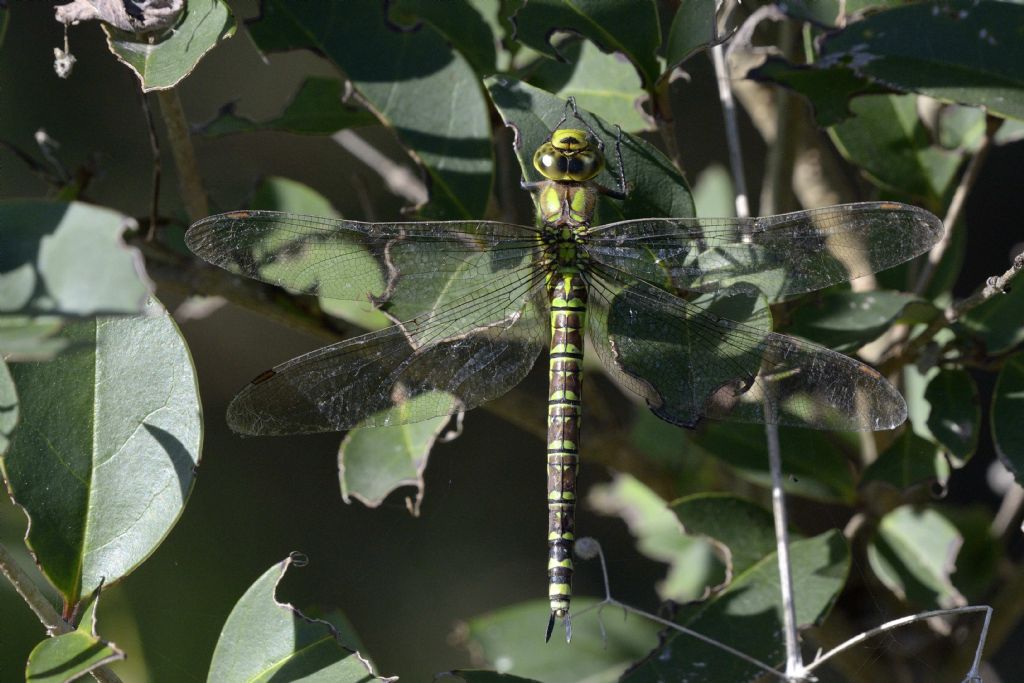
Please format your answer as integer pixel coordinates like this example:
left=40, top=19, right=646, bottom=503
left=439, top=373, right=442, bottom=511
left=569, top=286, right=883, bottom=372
left=185, top=98, right=942, bottom=642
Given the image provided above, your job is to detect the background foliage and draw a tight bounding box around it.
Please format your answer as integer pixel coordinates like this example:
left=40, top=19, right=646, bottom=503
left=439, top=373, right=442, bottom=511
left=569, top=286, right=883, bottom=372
left=2, top=0, right=1024, bottom=681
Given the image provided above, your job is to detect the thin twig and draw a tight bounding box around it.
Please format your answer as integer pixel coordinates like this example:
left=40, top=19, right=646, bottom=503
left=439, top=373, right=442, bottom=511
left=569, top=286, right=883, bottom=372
left=713, top=18, right=803, bottom=678
left=156, top=89, right=208, bottom=223
left=138, top=90, right=161, bottom=241
left=0, top=543, right=124, bottom=683
left=801, top=605, right=992, bottom=681
left=711, top=42, right=750, bottom=218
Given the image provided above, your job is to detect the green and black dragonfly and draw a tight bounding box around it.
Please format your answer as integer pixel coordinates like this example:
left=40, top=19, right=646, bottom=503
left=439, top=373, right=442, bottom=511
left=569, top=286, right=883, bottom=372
left=185, top=100, right=942, bottom=641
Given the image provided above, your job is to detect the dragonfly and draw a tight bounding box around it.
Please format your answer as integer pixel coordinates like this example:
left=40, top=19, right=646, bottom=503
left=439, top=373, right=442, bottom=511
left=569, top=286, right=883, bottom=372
left=185, top=99, right=942, bottom=642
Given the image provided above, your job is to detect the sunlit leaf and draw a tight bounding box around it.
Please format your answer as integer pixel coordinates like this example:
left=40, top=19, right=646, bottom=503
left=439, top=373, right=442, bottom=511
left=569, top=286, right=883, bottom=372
left=458, top=599, right=659, bottom=681
left=207, top=555, right=383, bottom=682
left=2, top=298, right=201, bottom=605
left=339, top=392, right=458, bottom=515
left=0, top=360, right=17, bottom=457
left=670, top=493, right=778, bottom=577
left=867, top=505, right=965, bottom=609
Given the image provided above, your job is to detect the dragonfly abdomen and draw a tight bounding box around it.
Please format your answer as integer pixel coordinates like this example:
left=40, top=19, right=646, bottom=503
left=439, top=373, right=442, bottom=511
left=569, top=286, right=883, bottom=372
left=546, top=271, right=587, bottom=641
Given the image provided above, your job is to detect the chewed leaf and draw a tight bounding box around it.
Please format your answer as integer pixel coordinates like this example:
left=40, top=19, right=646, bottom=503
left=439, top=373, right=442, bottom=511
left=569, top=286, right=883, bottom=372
left=208, top=555, right=389, bottom=682
left=25, top=599, right=124, bottom=683
left=339, top=392, right=459, bottom=515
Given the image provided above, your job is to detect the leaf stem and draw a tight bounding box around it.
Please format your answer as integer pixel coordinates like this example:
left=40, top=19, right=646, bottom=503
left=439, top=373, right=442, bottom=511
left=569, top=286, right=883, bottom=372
left=156, top=88, right=208, bottom=223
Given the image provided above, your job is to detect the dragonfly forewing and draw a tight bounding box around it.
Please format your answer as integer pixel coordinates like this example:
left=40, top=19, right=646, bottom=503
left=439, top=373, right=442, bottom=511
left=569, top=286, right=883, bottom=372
left=584, top=202, right=942, bottom=300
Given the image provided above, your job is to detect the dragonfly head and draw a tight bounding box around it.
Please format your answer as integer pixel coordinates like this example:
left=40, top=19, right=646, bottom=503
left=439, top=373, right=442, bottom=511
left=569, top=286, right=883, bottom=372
left=533, top=127, right=605, bottom=183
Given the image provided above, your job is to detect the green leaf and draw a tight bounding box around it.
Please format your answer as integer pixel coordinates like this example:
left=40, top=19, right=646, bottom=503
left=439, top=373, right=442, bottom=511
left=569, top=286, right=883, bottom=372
left=665, top=0, right=723, bottom=70
left=248, top=0, right=492, bottom=219
left=867, top=505, right=964, bottom=609
left=589, top=475, right=719, bottom=602
left=693, top=422, right=858, bottom=503
left=200, top=77, right=374, bottom=137
left=623, top=531, right=849, bottom=683
left=25, top=599, right=124, bottom=683
left=104, top=0, right=236, bottom=91
left=692, top=164, right=735, bottom=218
left=1, top=298, right=202, bottom=605
left=487, top=78, right=694, bottom=222
left=924, top=368, right=980, bottom=466
left=339, top=392, right=458, bottom=515
left=779, top=0, right=909, bottom=28
left=459, top=598, right=660, bottom=682
left=670, top=493, right=778, bottom=577
left=0, top=360, right=18, bottom=457
left=830, top=95, right=962, bottom=203
left=788, top=290, right=923, bottom=352
left=0, top=316, right=69, bottom=362
left=0, top=200, right=150, bottom=316
left=961, top=269, right=1024, bottom=354
left=207, top=556, right=383, bottom=682
left=861, top=429, right=949, bottom=491
left=818, top=0, right=1024, bottom=122
left=945, top=506, right=1001, bottom=602
left=747, top=56, right=890, bottom=128
left=992, top=352, right=1024, bottom=483
left=524, top=39, right=649, bottom=133
left=509, top=0, right=663, bottom=91
left=445, top=673, right=541, bottom=683
left=390, top=0, right=498, bottom=74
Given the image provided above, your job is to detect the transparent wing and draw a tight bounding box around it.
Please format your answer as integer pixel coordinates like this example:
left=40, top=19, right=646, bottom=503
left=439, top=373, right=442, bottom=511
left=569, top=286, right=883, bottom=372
left=185, top=211, right=540, bottom=305
left=228, top=265, right=549, bottom=435
left=584, top=202, right=942, bottom=299
left=585, top=265, right=907, bottom=431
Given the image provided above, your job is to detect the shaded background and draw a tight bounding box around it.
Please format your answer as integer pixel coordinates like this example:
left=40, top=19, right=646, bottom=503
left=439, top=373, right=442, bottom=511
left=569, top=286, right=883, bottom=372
left=2, top=1, right=1023, bottom=681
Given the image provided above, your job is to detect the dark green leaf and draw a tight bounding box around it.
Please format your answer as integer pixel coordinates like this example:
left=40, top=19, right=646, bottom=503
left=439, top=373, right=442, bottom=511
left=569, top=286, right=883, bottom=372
left=747, top=56, right=890, bottom=128
left=390, top=0, right=497, bottom=74
left=961, top=269, right=1024, bottom=354
left=867, top=505, right=964, bottom=609
left=509, top=0, right=662, bottom=90
left=445, top=672, right=541, bottom=683
left=459, top=598, right=660, bottom=681
left=248, top=0, right=492, bottom=219
left=830, top=95, right=962, bottom=203
left=105, top=0, right=236, bottom=91
left=670, top=493, right=777, bottom=576
left=819, top=0, right=1024, bottom=122
left=208, top=556, right=382, bottom=682
left=200, top=77, right=374, bottom=137
left=992, top=352, right=1024, bottom=483
left=665, top=0, right=722, bottom=69
left=0, top=360, right=17, bottom=456
left=487, top=78, right=694, bottom=222
left=694, top=422, right=858, bottom=502
left=788, top=290, right=922, bottom=352
left=779, top=0, right=910, bottom=27
left=2, top=298, right=201, bottom=605
left=0, top=200, right=150, bottom=316
left=623, top=531, right=849, bottom=683
left=861, top=429, right=948, bottom=491
left=590, top=475, right=719, bottom=602
left=924, top=368, right=980, bottom=466
left=339, top=392, right=458, bottom=514
left=524, top=39, right=649, bottom=132
left=945, top=506, right=1001, bottom=602
left=25, top=599, right=124, bottom=683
